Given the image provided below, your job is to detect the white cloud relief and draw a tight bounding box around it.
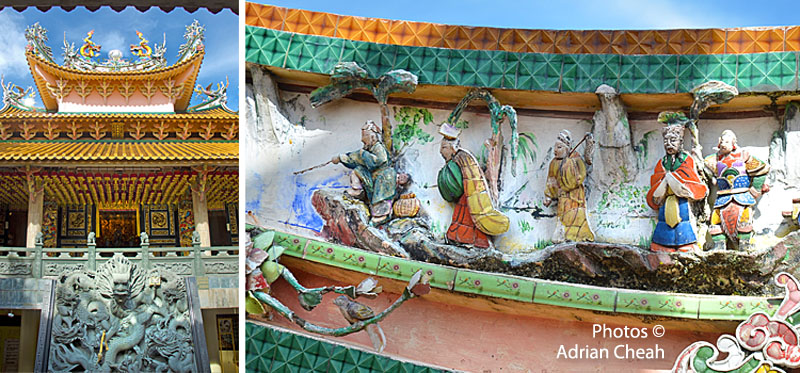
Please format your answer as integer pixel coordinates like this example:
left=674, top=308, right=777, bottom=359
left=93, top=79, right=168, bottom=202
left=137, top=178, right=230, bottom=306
left=0, top=12, right=30, bottom=80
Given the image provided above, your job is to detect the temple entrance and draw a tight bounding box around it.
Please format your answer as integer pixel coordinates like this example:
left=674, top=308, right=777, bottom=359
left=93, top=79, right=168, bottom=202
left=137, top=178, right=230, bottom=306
left=209, top=210, right=232, bottom=246
left=6, top=211, right=26, bottom=247
left=98, top=211, right=137, bottom=247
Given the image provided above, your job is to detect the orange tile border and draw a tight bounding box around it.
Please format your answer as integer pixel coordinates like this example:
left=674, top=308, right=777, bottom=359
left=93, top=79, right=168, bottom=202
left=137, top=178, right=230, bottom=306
left=787, top=26, right=800, bottom=52
left=245, top=2, right=800, bottom=56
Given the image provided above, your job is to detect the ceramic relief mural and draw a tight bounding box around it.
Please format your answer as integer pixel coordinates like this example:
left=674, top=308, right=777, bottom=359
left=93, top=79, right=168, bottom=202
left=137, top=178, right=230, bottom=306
left=246, top=58, right=800, bottom=296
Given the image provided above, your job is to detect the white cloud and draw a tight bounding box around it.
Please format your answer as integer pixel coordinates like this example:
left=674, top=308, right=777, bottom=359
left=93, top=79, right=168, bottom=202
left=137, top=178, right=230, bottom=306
left=95, top=31, right=126, bottom=54
left=0, top=12, right=30, bottom=80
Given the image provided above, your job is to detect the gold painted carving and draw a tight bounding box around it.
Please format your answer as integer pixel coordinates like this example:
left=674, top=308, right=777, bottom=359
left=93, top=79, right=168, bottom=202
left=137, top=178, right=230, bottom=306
left=97, top=80, right=113, bottom=104
left=119, top=80, right=135, bottom=104
left=46, top=79, right=71, bottom=100
left=67, top=120, right=83, bottom=140
left=141, top=80, right=156, bottom=104
left=160, top=79, right=183, bottom=103
left=44, top=120, right=60, bottom=140
left=75, top=80, right=92, bottom=104
left=19, top=121, right=35, bottom=140
left=199, top=121, right=214, bottom=140
left=129, top=121, right=146, bottom=140
left=89, top=121, right=106, bottom=140
left=221, top=121, right=237, bottom=140
left=152, top=120, right=168, bottom=140
left=176, top=121, right=191, bottom=140
left=0, top=122, right=12, bottom=140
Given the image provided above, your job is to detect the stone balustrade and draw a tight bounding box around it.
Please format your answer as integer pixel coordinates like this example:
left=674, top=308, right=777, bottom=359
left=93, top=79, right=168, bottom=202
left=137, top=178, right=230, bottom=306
left=0, top=243, right=238, bottom=278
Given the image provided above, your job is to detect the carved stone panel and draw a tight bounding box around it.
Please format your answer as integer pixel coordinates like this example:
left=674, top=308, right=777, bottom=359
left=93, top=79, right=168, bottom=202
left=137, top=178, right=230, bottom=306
left=44, top=263, right=85, bottom=277
left=49, top=253, right=195, bottom=372
left=151, top=261, right=193, bottom=276
left=203, top=261, right=237, bottom=274
left=0, top=262, right=32, bottom=276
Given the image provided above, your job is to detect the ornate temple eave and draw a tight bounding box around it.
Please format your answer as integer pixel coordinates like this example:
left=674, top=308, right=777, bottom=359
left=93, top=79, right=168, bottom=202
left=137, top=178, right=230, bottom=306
left=0, top=105, right=238, bottom=120
left=260, top=64, right=800, bottom=115
left=0, top=140, right=238, bottom=162
left=27, top=50, right=204, bottom=111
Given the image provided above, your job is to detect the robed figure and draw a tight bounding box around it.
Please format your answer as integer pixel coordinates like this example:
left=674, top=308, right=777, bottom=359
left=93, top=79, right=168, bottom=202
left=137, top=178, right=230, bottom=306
left=544, top=130, right=595, bottom=242
left=704, top=130, right=769, bottom=250
left=437, top=124, right=509, bottom=248
left=646, top=117, right=708, bottom=252
left=332, top=120, right=397, bottom=225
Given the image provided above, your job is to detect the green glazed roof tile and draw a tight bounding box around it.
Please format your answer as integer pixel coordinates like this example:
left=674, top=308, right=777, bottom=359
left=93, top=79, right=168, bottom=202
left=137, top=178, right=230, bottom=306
left=453, top=269, right=534, bottom=303
left=563, top=54, right=620, bottom=92
left=615, top=290, right=700, bottom=318
left=677, top=54, right=738, bottom=92
left=737, top=52, right=798, bottom=92
left=247, top=27, right=291, bottom=67
left=247, top=27, right=800, bottom=95
left=447, top=49, right=506, bottom=87
left=533, top=281, right=616, bottom=312
left=619, top=54, right=678, bottom=93
left=285, top=33, right=343, bottom=74
left=696, top=295, right=778, bottom=320
left=375, top=256, right=456, bottom=290
left=340, top=39, right=398, bottom=77
left=509, top=52, right=562, bottom=91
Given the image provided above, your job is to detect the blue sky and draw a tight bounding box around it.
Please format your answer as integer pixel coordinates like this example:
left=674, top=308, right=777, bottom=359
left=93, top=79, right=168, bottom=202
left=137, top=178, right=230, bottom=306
left=0, top=6, right=238, bottom=110
left=255, top=0, right=799, bottom=30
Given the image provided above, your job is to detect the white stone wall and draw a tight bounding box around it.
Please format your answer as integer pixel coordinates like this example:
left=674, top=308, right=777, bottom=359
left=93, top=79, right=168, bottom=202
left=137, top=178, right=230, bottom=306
left=246, top=77, right=788, bottom=253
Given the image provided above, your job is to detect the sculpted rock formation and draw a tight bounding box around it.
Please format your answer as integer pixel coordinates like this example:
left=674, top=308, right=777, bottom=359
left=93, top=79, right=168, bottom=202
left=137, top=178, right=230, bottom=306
left=313, top=189, right=800, bottom=296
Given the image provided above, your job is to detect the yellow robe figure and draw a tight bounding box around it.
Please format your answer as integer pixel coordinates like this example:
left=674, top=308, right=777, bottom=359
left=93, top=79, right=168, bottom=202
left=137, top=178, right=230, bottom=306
left=545, top=153, right=595, bottom=242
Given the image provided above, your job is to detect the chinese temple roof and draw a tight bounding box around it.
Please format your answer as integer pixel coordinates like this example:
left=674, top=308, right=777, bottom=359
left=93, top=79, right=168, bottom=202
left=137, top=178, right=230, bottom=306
left=23, top=21, right=213, bottom=112
left=0, top=105, right=238, bottom=120
left=0, top=140, right=238, bottom=163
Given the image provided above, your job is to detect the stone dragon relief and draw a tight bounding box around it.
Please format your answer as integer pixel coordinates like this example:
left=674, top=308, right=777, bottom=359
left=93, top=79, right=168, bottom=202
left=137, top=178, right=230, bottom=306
left=50, top=253, right=194, bottom=372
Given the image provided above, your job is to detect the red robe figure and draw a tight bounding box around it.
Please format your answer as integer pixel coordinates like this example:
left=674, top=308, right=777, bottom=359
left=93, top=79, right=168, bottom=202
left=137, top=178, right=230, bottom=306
left=646, top=114, right=708, bottom=252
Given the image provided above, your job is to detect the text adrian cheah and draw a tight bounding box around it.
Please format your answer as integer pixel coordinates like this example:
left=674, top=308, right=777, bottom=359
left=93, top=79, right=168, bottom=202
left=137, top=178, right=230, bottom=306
left=555, top=324, right=666, bottom=360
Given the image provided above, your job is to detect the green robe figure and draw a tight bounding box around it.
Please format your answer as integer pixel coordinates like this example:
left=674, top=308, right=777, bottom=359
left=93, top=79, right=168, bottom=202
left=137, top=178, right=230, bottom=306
left=332, top=120, right=397, bottom=225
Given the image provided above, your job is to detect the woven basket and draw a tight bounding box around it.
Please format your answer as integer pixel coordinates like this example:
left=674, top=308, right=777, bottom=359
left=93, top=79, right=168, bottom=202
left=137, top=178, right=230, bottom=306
left=393, top=193, right=420, bottom=217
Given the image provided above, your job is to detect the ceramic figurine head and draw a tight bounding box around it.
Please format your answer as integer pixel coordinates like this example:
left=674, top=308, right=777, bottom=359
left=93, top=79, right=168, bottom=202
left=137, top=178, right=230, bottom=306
left=662, top=125, right=685, bottom=155
left=717, top=130, right=737, bottom=156
left=440, top=138, right=459, bottom=161
left=554, top=130, right=572, bottom=159
left=361, top=120, right=381, bottom=146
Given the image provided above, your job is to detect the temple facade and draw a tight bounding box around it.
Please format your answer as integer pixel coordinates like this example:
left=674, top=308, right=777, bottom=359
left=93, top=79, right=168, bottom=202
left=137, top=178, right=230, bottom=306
left=0, top=21, right=238, bottom=372
left=0, top=21, right=238, bottom=249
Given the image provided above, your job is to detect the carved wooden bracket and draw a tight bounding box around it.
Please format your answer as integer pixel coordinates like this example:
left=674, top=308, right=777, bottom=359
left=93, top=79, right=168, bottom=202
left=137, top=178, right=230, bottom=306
left=96, top=80, right=113, bottom=104
left=75, top=80, right=92, bottom=104
left=119, top=80, right=135, bottom=104
left=43, top=120, right=60, bottom=140
left=89, top=121, right=106, bottom=140
left=67, top=120, right=83, bottom=140
left=222, top=121, right=237, bottom=140
left=176, top=121, right=191, bottom=140
left=0, top=122, right=12, bottom=140
left=152, top=120, right=169, bottom=140
left=199, top=121, right=215, bottom=140
left=19, top=121, right=35, bottom=140
left=141, top=80, right=156, bottom=104
left=129, top=120, right=146, bottom=140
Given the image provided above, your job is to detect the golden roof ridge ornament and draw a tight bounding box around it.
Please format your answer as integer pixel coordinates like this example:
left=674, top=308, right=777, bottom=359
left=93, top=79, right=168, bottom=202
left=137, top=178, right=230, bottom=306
left=49, top=21, right=202, bottom=73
